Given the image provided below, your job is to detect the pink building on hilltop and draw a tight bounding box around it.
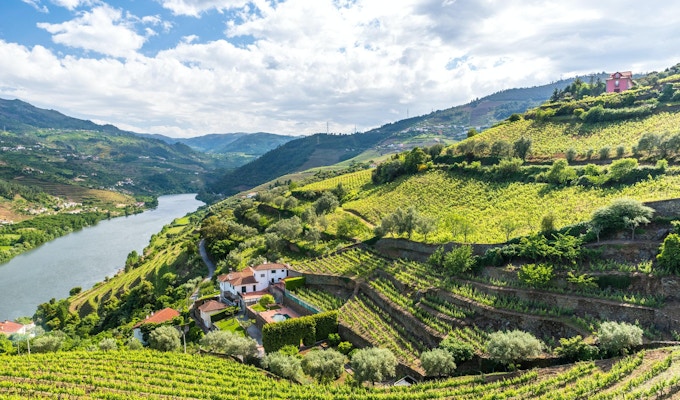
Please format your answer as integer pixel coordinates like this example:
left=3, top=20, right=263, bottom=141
left=606, top=71, right=633, bottom=93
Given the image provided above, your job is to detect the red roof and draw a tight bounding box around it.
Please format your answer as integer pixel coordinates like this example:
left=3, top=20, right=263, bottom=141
left=0, top=320, right=24, bottom=335
left=252, top=262, right=288, bottom=271
left=609, top=71, right=632, bottom=79
left=217, top=268, right=258, bottom=286
left=198, top=300, right=228, bottom=313
left=133, top=308, right=180, bottom=329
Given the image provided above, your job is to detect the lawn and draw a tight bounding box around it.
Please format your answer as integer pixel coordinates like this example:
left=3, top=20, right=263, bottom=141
left=214, top=318, right=245, bottom=336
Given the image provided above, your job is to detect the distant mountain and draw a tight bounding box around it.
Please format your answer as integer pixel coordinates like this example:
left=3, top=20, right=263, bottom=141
left=139, top=132, right=296, bottom=156
left=205, top=76, right=590, bottom=197
left=0, top=98, right=212, bottom=196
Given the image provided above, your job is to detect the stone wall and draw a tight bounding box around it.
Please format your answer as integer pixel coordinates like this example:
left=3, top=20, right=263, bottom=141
left=646, top=198, right=680, bottom=219
left=430, top=288, right=584, bottom=339
left=374, top=238, right=496, bottom=262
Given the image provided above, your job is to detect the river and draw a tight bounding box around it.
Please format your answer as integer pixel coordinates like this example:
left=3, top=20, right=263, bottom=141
left=0, top=193, right=204, bottom=321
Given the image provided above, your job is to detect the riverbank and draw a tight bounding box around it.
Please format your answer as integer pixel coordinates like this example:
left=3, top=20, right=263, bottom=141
left=0, top=194, right=204, bottom=321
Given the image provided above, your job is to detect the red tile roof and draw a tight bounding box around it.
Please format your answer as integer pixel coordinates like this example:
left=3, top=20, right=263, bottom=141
left=133, top=308, right=180, bottom=329
left=218, top=268, right=258, bottom=286
left=252, top=262, right=288, bottom=271
left=0, top=320, right=24, bottom=335
left=610, top=71, right=632, bottom=79
left=198, top=300, right=228, bottom=313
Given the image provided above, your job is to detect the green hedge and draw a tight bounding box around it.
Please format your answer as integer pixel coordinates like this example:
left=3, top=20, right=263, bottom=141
left=262, top=317, right=316, bottom=353
left=311, top=311, right=338, bottom=342
left=284, top=276, right=305, bottom=291
left=261, top=311, right=339, bottom=353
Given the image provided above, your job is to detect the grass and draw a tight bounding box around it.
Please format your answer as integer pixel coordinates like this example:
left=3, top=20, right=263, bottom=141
left=251, top=304, right=266, bottom=312
left=214, top=317, right=245, bottom=336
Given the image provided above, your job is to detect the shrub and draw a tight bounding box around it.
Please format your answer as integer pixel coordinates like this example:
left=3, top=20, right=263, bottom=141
left=518, top=263, right=553, bottom=288
left=421, top=348, right=456, bottom=377
left=31, top=334, right=64, bottom=353
left=590, top=198, right=653, bottom=236
left=554, top=335, right=599, bottom=361
left=351, top=347, right=397, bottom=384
left=327, top=333, right=341, bottom=347
left=127, top=337, right=143, bottom=350
left=597, top=321, right=643, bottom=355
left=98, top=338, right=118, bottom=352
left=200, top=330, right=258, bottom=360
left=442, top=245, right=476, bottom=274
left=657, top=233, right=680, bottom=274
left=337, top=341, right=353, bottom=355
left=259, top=294, right=275, bottom=308
left=486, top=330, right=543, bottom=366
left=565, top=148, right=577, bottom=163
left=278, top=344, right=300, bottom=356
left=607, top=158, right=639, bottom=182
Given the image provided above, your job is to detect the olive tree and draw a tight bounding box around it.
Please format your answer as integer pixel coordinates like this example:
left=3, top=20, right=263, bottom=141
left=597, top=321, right=643, bottom=355
left=486, top=330, right=543, bottom=367
left=351, top=347, right=397, bottom=384
left=301, top=349, right=345, bottom=384
left=420, top=348, right=457, bottom=377
left=148, top=325, right=181, bottom=352
left=199, top=330, right=258, bottom=360
left=262, top=351, right=302, bottom=381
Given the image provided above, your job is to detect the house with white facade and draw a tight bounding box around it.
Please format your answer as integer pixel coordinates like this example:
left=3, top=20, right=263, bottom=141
left=0, top=320, right=34, bottom=336
left=218, top=262, right=289, bottom=305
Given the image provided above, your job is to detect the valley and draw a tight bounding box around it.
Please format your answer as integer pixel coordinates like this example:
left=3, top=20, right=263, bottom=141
left=5, top=65, right=680, bottom=398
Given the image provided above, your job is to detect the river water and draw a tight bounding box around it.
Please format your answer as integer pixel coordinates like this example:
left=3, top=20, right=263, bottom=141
left=0, top=193, right=204, bottom=321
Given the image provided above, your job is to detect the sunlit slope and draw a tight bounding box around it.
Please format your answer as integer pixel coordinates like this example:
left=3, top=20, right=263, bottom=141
left=343, top=169, right=680, bottom=243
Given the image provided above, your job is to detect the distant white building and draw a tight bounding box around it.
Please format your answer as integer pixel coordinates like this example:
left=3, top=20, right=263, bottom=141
left=197, top=300, right=229, bottom=328
left=0, top=320, right=34, bottom=336
left=132, top=308, right=180, bottom=344
left=218, top=262, right=289, bottom=305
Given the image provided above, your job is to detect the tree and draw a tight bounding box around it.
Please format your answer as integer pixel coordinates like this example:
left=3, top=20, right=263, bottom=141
left=403, top=147, right=430, bottom=174
left=597, top=321, right=643, bottom=355
left=486, top=330, right=543, bottom=367
left=259, top=294, right=275, bottom=308
left=590, top=198, right=653, bottom=237
left=31, top=334, right=64, bottom=353
left=98, top=338, right=118, bottom=351
left=266, top=216, right=303, bottom=241
left=607, top=158, right=638, bottom=182
left=148, top=325, right=181, bottom=352
left=538, top=159, right=576, bottom=185
left=513, top=137, right=532, bottom=161
left=301, top=349, right=345, bottom=384
left=657, top=233, right=680, bottom=273
left=540, top=213, right=556, bottom=232
left=439, top=337, right=475, bottom=363
left=500, top=219, right=520, bottom=242
left=262, top=351, right=302, bottom=381
left=351, top=347, right=397, bottom=384
left=420, top=348, right=457, bottom=377
left=554, top=335, right=598, bottom=362
left=336, top=214, right=367, bottom=239
left=313, top=192, right=339, bottom=215
left=199, top=330, right=258, bottom=360
left=490, top=140, right=512, bottom=158
left=283, top=196, right=298, bottom=210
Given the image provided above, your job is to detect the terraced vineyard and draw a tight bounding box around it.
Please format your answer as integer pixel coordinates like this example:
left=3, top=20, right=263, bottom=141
left=294, top=168, right=373, bottom=194
left=291, top=286, right=345, bottom=311
left=344, top=169, right=680, bottom=243
left=291, top=247, right=389, bottom=277
left=464, top=112, right=680, bottom=159
left=3, top=348, right=680, bottom=399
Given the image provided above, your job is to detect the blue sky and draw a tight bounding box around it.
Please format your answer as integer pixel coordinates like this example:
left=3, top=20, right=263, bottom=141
left=1, top=0, right=679, bottom=137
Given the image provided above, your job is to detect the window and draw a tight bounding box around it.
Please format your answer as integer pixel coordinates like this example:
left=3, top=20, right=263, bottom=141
left=252, top=285, right=256, bottom=292
left=241, top=286, right=246, bottom=293
left=281, top=270, right=285, bottom=273
left=261, top=274, right=265, bottom=278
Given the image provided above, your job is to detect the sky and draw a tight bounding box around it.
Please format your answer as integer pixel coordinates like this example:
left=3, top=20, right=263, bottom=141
left=0, top=0, right=679, bottom=138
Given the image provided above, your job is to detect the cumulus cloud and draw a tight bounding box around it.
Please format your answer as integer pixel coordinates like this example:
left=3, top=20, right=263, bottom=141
left=3, top=0, right=680, bottom=137
left=50, top=0, right=96, bottom=10
left=37, top=4, right=147, bottom=58
left=159, top=0, right=250, bottom=17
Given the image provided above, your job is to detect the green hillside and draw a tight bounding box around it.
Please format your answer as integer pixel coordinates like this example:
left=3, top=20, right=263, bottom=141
left=2, top=348, right=680, bottom=399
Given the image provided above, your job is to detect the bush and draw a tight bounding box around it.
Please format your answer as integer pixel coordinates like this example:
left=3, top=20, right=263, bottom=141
left=351, top=347, right=397, bottom=384
left=554, top=335, right=599, bottom=361
left=31, top=334, right=64, bottom=353
left=486, top=330, right=543, bottom=366
left=301, top=349, right=345, bottom=384
left=200, top=330, right=258, bottom=360
left=590, top=198, right=653, bottom=236
left=657, top=233, right=680, bottom=273
left=518, top=263, right=553, bottom=288
left=98, top=338, right=118, bottom=352
left=327, top=333, right=341, bottom=347
left=420, top=348, right=457, bottom=377
left=442, top=245, right=476, bottom=274
left=261, top=311, right=338, bottom=352
left=439, top=337, right=475, bottom=363
left=337, top=341, right=353, bottom=355
left=259, top=294, right=275, bottom=308
left=597, top=321, right=643, bottom=355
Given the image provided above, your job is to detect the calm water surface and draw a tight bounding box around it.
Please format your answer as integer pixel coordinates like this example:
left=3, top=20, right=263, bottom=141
left=0, top=193, right=204, bottom=321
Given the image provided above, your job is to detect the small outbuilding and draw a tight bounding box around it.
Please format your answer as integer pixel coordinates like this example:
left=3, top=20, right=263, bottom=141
left=606, top=71, right=633, bottom=93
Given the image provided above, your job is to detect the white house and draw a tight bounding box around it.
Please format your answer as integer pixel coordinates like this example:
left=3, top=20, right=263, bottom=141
left=132, top=308, right=180, bottom=344
left=197, top=300, right=228, bottom=328
left=218, top=262, right=289, bottom=304
left=0, top=320, right=34, bottom=336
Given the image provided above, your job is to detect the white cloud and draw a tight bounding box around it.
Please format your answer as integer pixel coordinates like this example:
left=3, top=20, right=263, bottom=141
left=22, top=0, right=49, bottom=13
left=3, top=0, right=680, bottom=137
left=159, top=0, right=250, bottom=17
left=37, top=4, right=147, bottom=58
left=49, top=0, right=95, bottom=10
